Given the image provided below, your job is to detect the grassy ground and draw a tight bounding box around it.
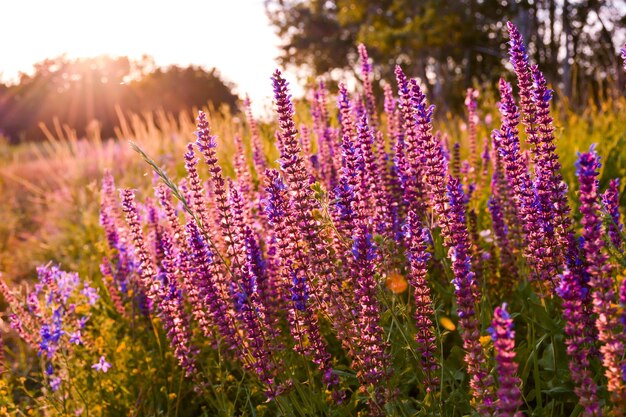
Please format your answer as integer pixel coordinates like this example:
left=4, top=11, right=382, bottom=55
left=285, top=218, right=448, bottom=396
left=0, top=87, right=624, bottom=415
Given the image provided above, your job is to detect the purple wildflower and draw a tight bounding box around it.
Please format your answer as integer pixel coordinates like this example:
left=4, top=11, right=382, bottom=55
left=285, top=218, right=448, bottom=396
left=602, top=178, right=623, bottom=248
left=184, top=142, right=212, bottom=229
left=311, top=82, right=337, bottom=187
left=68, top=331, right=82, bottom=345
left=81, top=286, right=99, bottom=306
left=243, top=95, right=268, bottom=175
left=335, top=83, right=350, bottom=135
left=383, top=83, right=399, bottom=144
left=185, top=220, right=240, bottom=352
left=356, top=113, right=391, bottom=234
left=489, top=135, right=524, bottom=254
left=155, top=184, right=219, bottom=322
left=243, top=223, right=282, bottom=342
left=0, top=279, right=38, bottom=349
left=100, top=169, right=124, bottom=251
left=100, top=260, right=125, bottom=316
left=39, top=317, right=64, bottom=358
left=577, top=146, right=626, bottom=404
left=530, top=65, right=571, bottom=260
left=230, top=258, right=279, bottom=396
left=557, top=267, right=601, bottom=416
left=120, top=189, right=160, bottom=306
left=264, top=168, right=345, bottom=401
left=271, top=69, right=344, bottom=315
left=488, top=194, right=518, bottom=287
left=158, top=230, right=198, bottom=377
left=506, top=21, right=536, bottom=140
left=394, top=66, right=426, bottom=211
left=465, top=88, right=479, bottom=180
left=447, top=176, right=495, bottom=415
left=194, top=110, right=233, bottom=258
left=92, top=356, right=111, bottom=373
left=351, top=224, right=392, bottom=414
left=228, top=183, right=283, bottom=382
left=232, top=135, right=254, bottom=212
left=50, top=376, right=61, bottom=392
left=405, top=72, right=451, bottom=242
left=480, top=136, right=491, bottom=183
left=333, top=123, right=395, bottom=409
left=490, top=304, right=523, bottom=417
left=78, top=316, right=89, bottom=329
left=508, top=21, right=571, bottom=279
left=405, top=211, right=439, bottom=393
left=493, top=78, right=553, bottom=287
left=358, top=44, right=378, bottom=128
left=334, top=93, right=362, bottom=237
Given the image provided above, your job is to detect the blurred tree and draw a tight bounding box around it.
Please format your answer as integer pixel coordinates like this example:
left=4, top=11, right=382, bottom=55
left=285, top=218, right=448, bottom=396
left=266, top=0, right=626, bottom=107
left=265, top=0, right=355, bottom=75
left=0, top=56, right=238, bottom=143
left=130, top=65, right=238, bottom=115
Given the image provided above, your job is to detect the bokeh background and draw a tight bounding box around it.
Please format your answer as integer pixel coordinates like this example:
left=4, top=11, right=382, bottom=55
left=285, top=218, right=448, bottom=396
left=1, top=0, right=625, bottom=142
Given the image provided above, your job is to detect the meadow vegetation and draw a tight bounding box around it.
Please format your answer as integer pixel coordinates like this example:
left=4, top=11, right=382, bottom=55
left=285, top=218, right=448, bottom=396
left=0, top=22, right=625, bottom=416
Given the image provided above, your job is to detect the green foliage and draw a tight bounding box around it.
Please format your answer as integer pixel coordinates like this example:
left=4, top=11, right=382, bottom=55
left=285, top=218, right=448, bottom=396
left=266, top=0, right=626, bottom=108
left=0, top=88, right=624, bottom=416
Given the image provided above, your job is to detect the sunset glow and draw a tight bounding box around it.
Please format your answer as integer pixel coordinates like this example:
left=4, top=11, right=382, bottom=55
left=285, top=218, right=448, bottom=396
left=0, top=0, right=295, bottom=114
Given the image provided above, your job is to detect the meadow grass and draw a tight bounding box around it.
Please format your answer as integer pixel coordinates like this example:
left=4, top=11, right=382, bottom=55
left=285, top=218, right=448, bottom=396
left=0, top=25, right=625, bottom=417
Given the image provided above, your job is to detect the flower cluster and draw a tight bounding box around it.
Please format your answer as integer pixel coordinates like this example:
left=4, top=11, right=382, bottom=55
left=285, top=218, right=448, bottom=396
left=84, top=27, right=624, bottom=416
left=602, top=178, right=623, bottom=248
left=3, top=20, right=626, bottom=417
left=447, top=176, right=494, bottom=414
left=576, top=147, right=626, bottom=405
left=557, top=266, right=601, bottom=416
left=489, top=304, right=522, bottom=417
left=1, top=265, right=98, bottom=392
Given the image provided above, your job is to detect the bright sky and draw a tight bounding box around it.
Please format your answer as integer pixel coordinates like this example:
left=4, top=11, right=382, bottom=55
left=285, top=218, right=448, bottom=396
left=0, top=0, right=301, bottom=116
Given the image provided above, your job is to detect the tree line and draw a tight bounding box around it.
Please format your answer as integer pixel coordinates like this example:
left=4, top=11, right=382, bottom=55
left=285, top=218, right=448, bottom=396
left=0, top=55, right=238, bottom=143
left=265, top=0, right=626, bottom=109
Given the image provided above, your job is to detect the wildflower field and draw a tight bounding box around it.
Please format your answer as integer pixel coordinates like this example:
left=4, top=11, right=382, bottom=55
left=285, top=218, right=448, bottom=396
left=1, top=22, right=626, bottom=416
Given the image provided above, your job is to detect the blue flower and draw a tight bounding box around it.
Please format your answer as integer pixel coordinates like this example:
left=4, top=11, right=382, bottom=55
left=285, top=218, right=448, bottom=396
left=39, top=319, right=64, bottom=358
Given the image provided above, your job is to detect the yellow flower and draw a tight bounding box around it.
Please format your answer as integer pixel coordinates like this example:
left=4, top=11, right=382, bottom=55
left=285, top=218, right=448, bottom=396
left=386, top=272, right=408, bottom=294
left=75, top=304, right=90, bottom=315
left=439, top=316, right=456, bottom=331
left=94, top=336, right=105, bottom=349
left=480, top=335, right=492, bottom=348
